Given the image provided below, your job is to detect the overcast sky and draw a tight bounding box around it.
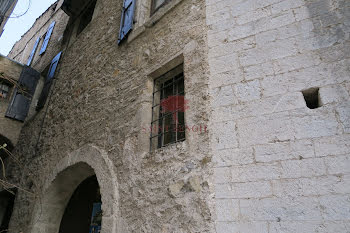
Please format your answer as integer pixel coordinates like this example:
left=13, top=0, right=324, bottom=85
left=0, top=0, right=57, bottom=56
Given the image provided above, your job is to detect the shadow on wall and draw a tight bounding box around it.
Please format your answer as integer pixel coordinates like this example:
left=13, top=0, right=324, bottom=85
left=306, top=0, right=350, bottom=48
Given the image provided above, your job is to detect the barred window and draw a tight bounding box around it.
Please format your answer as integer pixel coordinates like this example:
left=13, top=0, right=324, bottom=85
left=150, top=65, right=185, bottom=150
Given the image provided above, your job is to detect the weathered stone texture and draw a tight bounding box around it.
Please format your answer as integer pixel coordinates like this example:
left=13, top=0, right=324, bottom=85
left=206, top=0, right=350, bottom=232
left=7, top=0, right=213, bottom=233
left=3, top=0, right=350, bottom=232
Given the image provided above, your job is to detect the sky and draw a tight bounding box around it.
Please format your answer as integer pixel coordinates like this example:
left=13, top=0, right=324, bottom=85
left=0, top=0, right=57, bottom=56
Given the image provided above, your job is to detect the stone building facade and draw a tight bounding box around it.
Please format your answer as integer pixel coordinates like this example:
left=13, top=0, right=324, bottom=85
left=1, top=0, right=349, bottom=232
left=0, top=0, right=18, bottom=37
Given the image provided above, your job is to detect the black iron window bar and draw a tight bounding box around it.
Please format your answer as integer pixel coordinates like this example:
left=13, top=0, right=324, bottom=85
left=150, top=65, right=185, bottom=151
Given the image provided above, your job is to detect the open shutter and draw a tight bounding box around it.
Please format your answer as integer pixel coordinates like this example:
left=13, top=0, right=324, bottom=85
left=27, top=37, right=40, bottom=66
left=5, top=67, right=40, bottom=122
left=36, top=52, right=62, bottom=110
left=118, top=0, right=135, bottom=44
left=39, top=21, right=56, bottom=55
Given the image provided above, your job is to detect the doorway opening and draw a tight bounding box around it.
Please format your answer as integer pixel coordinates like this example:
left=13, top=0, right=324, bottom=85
left=58, top=175, right=101, bottom=233
left=0, top=189, right=16, bottom=232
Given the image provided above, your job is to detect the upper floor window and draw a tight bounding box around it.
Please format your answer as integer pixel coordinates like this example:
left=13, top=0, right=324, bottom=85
left=77, top=0, right=97, bottom=35
left=150, top=64, right=185, bottom=150
left=151, top=0, right=171, bottom=14
left=0, top=82, right=11, bottom=99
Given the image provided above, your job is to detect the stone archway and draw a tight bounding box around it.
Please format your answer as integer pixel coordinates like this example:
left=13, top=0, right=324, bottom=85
left=28, top=144, right=122, bottom=233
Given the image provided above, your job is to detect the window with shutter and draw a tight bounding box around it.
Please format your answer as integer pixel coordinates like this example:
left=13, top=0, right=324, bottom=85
left=5, top=67, right=40, bottom=122
left=27, top=37, right=41, bottom=66
left=118, top=0, right=135, bottom=44
left=36, top=52, right=62, bottom=111
left=39, top=21, right=56, bottom=55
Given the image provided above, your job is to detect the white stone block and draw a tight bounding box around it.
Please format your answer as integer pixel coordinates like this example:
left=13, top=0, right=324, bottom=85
left=239, top=37, right=298, bottom=66
left=209, top=36, right=256, bottom=59
left=314, top=135, right=350, bottom=157
left=211, top=121, right=239, bottom=150
left=272, top=52, right=322, bottom=74
left=281, top=158, right=327, bottom=179
left=216, top=221, right=269, bottom=233
left=207, top=9, right=231, bottom=25
left=215, top=167, right=231, bottom=184
left=211, top=85, right=238, bottom=107
left=271, top=0, right=305, bottom=15
left=320, top=85, right=350, bottom=105
left=240, top=197, right=323, bottom=221
left=234, top=80, right=261, bottom=102
left=209, top=53, right=240, bottom=75
left=272, top=175, right=350, bottom=197
left=236, top=7, right=271, bottom=25
left=215, top=199, right=239, bottom=221
left=216, top=181, right=272, bottom=199
left=325, top=155, right=350, bottom=175
left=293, top=6, right=310, bottom=21
left=213, top=147, right=255, bottom=167
left=209, top=70, right=244, bottom=89
left=255, top=139, right=314, bottom=163
left=237, top=112, right=294, bottom=147
left=336, top=102, right=350, bottom=133
left=319, top=195, right=350, bottom=220
left=290, top=109, right=339, bottom=140
left=231, top=162, right=281, bottom=182
left=243, top=62, right=274, bottom=81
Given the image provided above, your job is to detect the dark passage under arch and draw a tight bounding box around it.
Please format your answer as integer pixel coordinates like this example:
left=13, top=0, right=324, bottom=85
left=58, top=175, right=101, bottom=233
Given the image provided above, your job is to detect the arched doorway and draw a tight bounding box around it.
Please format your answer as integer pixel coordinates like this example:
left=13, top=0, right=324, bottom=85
left=28, top=145, right=122, bottom=233
left=59, top=175, right=101, bottom=233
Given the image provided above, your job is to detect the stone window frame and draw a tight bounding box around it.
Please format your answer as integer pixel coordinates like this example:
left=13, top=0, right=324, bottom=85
left=150, top=0, right=172, bottom=15
left=139, top=53, right=186, bottom=153
left=128, top=0, right=184, bottom=43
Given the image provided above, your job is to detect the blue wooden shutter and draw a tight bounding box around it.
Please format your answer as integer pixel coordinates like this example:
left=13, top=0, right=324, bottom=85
left=6, top=67, right=40, bottom=121
left=118, top=0, right=135, bottom=44
left=27, top=37, right=40, bottom=66
left=39, top=21, right=56, bottom=55
left=36, top=52, right=62, bottom=110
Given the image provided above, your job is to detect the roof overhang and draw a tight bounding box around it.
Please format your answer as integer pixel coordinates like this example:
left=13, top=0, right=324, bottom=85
left=61, top=0, right=90, bottom=16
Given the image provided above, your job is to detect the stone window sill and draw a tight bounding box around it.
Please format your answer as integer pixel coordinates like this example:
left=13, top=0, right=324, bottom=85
left=148, top=140, right=186, bottom=156
left=127, top=0, right=184, bottom=43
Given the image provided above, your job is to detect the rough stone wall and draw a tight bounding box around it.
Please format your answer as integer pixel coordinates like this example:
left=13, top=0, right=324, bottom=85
left=8, top=0, right=214, bottom=232
left=206, top=0, right=350, bottom=232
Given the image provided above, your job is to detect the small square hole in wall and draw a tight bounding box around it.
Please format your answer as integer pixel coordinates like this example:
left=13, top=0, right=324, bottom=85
left=302, top=88, right=321, bottom=109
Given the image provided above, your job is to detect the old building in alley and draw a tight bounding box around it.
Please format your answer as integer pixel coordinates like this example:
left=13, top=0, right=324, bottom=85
left=0, top=0, right=349, bottom=232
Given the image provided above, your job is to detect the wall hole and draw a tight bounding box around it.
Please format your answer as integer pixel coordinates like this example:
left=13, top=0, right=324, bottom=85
left=302, top=88, right=321, bottom=109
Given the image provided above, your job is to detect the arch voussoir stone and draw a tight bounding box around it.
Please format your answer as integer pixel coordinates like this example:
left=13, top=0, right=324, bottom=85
left=29, top=144, right=121, bottom=233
